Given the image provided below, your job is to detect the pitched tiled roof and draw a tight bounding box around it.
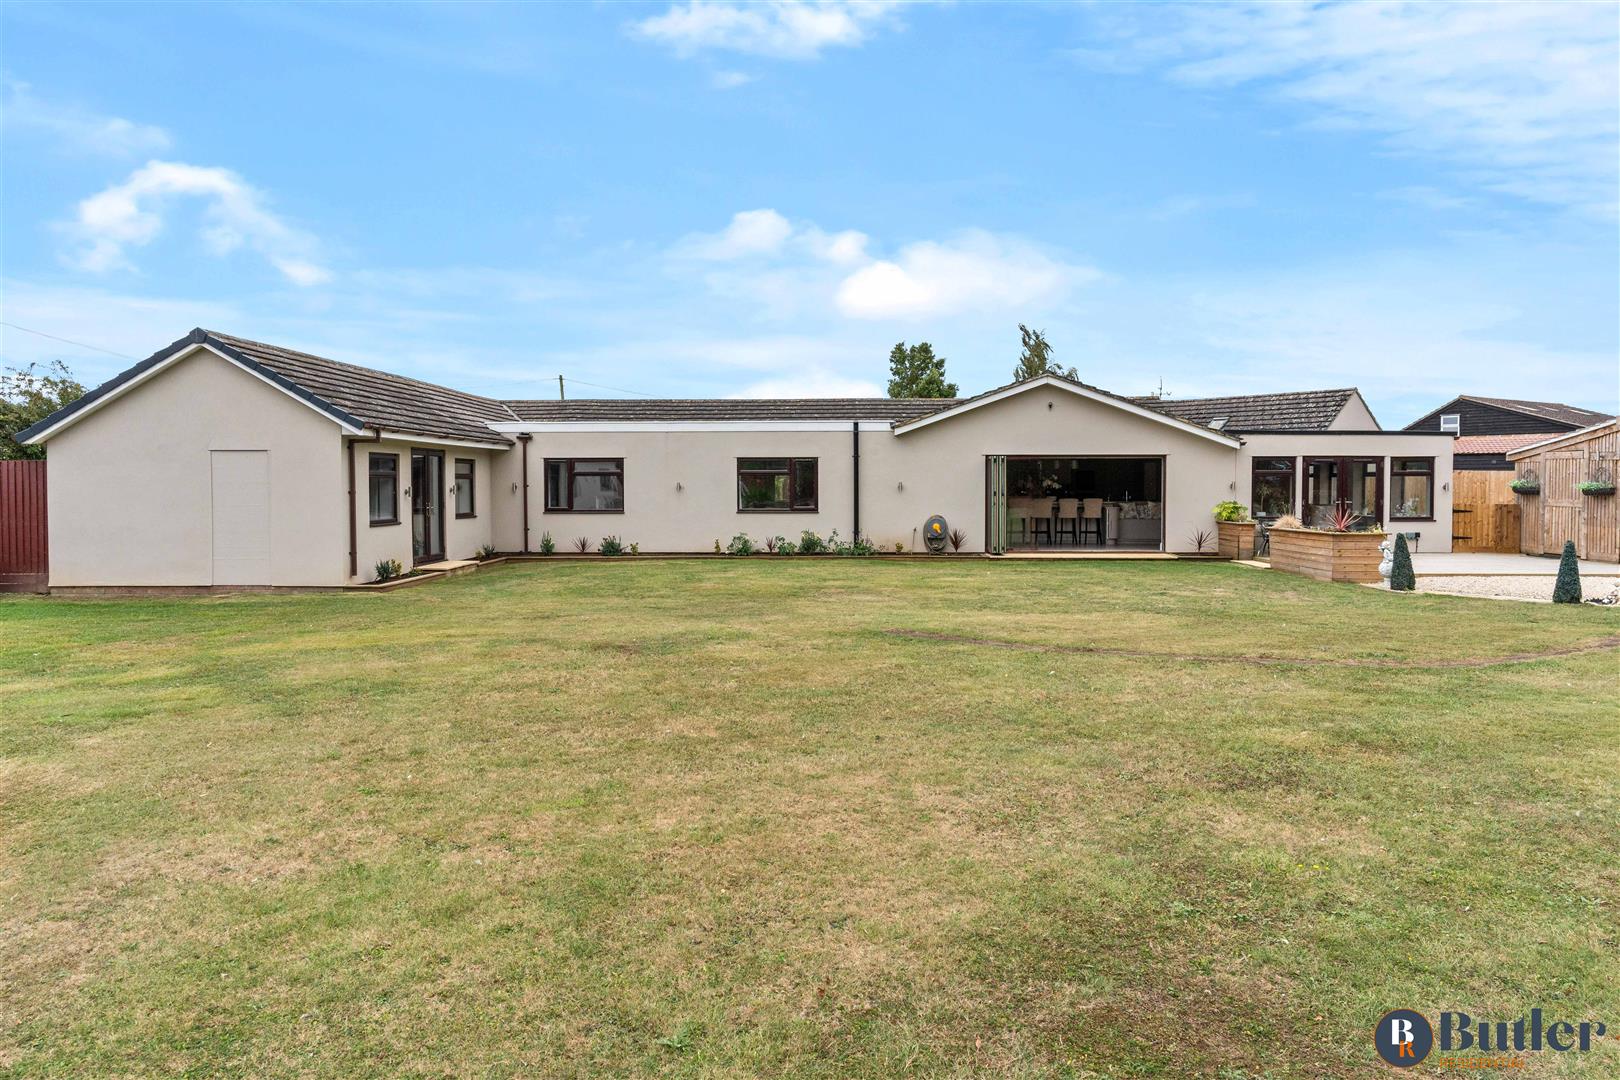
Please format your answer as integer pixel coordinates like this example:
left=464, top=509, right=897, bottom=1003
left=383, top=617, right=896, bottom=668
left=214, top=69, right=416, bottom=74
left=1131, top=388, right=1357, bottom=431
left=1453, top=433, right=1557, bottom=455
left=206, top=331, right=516, bottom=444
left=503, top=398, right=956, bottom=423
left=1459, top=396, right=1612, bottom=428
left=891, top=372, right=1246, bottom=442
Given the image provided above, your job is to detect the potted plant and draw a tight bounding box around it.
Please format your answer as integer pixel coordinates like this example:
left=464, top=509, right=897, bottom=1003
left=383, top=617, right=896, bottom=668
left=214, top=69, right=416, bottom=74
left=1267, top=508, right=1386, bottom=584
left=1212, top=500, right=1255, bottom=560
left=1577, top=477, right=1615, bottom=497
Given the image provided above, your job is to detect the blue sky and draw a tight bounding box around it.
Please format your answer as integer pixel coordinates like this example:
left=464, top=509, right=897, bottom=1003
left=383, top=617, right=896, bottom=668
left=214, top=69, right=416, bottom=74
left=2, top=1, right=1616, bottom=424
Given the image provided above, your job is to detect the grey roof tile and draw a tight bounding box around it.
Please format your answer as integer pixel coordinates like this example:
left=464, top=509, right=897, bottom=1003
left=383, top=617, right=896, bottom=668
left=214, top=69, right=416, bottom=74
left=206, top=331, right=516, bottom=444
left=1131, top=388, right=1357, bottom=431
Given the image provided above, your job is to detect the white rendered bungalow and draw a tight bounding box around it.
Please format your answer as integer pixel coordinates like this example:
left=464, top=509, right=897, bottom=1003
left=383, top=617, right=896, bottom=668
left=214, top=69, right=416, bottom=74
left=18, top=329, right=1454, bottom=588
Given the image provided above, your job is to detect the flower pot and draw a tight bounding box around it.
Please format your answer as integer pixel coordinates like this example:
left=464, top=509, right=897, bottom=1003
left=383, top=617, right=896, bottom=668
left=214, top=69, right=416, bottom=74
left=1578, top=484, right=1615, bottom=497
left=1510, top=484, right=1540, bottom=496
left=1216, top=520, right=1256, bottom=560
left=1267, top=527, right=1384, bottom=584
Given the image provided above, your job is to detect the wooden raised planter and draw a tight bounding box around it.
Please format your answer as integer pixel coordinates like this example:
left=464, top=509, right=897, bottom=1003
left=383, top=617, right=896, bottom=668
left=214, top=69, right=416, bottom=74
left=1268, top=527, right=1384, bottom=584
left=1217, top=520, right=1256, bottom=560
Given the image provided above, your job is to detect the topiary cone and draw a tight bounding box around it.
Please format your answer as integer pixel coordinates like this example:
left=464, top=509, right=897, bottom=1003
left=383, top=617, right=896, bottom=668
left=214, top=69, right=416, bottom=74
left=1390, top=533, right=1415, bottom=591
left=1553, top=540, right=1582, bottom=604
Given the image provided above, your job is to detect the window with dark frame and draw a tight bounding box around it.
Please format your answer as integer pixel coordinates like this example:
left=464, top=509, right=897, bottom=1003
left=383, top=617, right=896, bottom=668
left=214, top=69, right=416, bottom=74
left=1250, top=457, right=1295, bottom=519
left=454, top=458, right=476, bottom=518
left=1390, top=457, right=1435, bottom=520
left=544, top=458, right=624, bottom=512
left=737, top=458, right=818, bottom=511
left=368, top=453, right=399, bottom=525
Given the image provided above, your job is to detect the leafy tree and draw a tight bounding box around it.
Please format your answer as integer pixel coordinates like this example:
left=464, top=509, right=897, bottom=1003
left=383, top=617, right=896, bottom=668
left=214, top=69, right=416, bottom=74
left=1, top=361, right=86, bottom=460
left=1013, top=323, right=1077, bottom=381
left=1390, top=533, right=1415, bottom=591
left=886, top=341, right=957, bottom=398
left=1553, top=540, right=1582, bottom=604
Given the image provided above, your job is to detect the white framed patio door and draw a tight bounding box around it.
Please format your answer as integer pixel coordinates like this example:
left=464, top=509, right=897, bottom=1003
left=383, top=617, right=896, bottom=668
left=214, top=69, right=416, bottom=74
left=986, top=455, right=1008, bottom=554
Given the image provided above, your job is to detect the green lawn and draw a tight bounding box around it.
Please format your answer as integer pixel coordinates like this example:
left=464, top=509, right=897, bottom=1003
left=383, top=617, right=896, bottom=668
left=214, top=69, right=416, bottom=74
left=2, top=561, right=1617, bottom=1078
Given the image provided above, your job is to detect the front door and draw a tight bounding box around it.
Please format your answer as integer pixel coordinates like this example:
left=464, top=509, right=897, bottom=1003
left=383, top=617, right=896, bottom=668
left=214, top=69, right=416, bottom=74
left=411, top=449, right=444, bottom=563
left=1305, top=457, right=1381, bottom=529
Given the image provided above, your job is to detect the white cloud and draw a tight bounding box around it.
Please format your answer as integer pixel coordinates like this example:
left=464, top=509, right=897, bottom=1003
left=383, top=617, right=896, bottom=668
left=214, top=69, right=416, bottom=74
left=679, top=208, right=796, bottom=259
left=711, top=70, right=755, bottom=89
left=64, top=161, right=331, bottom=286
left=1, top=80, right=172, bottom=156
left=835, top=231, right=1097, bottom=319
left=631, top=0, right=902, bottom=60
left=1089, top=1, right=1619, bottom=216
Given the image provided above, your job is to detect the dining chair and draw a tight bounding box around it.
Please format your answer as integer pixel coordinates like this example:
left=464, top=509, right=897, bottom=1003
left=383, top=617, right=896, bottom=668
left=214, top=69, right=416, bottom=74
left=1080, top=498, right=1105, bottom=546
left=1056, top=498, right=1080, bottom=545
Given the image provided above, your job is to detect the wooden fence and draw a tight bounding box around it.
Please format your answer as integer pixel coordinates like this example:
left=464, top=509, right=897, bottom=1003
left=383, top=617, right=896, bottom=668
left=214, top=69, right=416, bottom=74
left=1450, top=469, right=1519, bottom=553
left=0, top=460, right=49, bottom=593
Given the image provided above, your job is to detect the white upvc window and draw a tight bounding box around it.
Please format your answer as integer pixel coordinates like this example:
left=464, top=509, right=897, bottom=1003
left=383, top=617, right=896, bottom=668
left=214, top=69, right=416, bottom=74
left=1439, top=413, right=1460, bottom=433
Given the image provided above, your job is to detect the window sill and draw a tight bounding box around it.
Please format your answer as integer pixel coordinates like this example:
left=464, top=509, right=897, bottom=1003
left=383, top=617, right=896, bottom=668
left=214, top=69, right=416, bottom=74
left=455, top=513, right=477, bottom=520
left=543, top=509, right=625, bottom=514
left=369, top=519, right=401, bottom=527
left=738, top=508, right=819, bottom=513
left=1390, top=517, right=1436, bottom=523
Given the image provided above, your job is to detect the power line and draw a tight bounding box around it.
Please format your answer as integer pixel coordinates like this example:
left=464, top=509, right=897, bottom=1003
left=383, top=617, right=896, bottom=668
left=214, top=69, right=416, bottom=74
left=557, top=375, right=660, bottom=398
left=0, top=321, right=139, bottom=361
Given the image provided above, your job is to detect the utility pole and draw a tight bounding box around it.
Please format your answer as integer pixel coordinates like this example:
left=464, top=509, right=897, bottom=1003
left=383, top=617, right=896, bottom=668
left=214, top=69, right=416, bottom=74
left=558, top=375, right=565, bottom=400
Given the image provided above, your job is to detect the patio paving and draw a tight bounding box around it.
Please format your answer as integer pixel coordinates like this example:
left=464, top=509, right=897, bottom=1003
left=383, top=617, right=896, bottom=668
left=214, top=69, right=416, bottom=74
left=1410, top=552, right=1617, bottom=576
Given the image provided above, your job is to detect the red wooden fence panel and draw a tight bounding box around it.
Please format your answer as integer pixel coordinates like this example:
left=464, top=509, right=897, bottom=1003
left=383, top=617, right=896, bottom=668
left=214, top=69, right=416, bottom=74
left=0, top=459, right=48, bottom=593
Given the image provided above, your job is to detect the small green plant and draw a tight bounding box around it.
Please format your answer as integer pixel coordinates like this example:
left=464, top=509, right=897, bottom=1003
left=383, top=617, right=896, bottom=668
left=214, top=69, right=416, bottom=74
left=797, top=530, right=825, bottom=554
left=627, top=542, right=640, bottom=556
left=948, top=527, right=967, bottom=552
left=655, top=1020, right=702, bottom=1053
left=1553, top=540, right=1582, bottom=604
left=1390, top=533, right=1415, bottom=591
left=1212, top=500, right=1249, bottom=523
left=774, top=537, right=795, bottom=555
left=1509, top=477, right=1540, bottom=494
left=894, top=541, right=905, bottom=553
left=1577, top=480, right=1615, bottom=496
left=598, top=536, right=624, bottom=557
left=727, top=534, right=755, bottom=556
left=475, top=543, right=497, bottom=560
left=713, top=538, right=723, bottom=554
left=539, top=531, right=555, bottom=555
left=373, top=558, right=404, bottom=582
left=572, top=536, right=591, bottom=554
left=827, top=530, right=876, bottom=556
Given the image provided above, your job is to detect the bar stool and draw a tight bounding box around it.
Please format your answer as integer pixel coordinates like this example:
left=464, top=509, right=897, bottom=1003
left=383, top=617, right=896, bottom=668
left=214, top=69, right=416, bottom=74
left=1029, top=499, right=1053, bottom=546
left=1056, top=498, right=1080, bottom=545
left=1080, top=498, right=1105, bottom=545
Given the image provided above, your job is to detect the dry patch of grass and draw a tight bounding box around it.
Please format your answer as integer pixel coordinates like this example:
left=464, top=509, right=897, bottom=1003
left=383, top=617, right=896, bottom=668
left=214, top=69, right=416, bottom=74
left=1, top=560, right=1616, bottom=1077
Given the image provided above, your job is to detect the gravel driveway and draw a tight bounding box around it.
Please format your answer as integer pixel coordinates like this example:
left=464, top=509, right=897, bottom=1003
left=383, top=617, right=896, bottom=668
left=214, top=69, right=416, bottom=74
left=1395, top=575, right=1620, bottom=604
